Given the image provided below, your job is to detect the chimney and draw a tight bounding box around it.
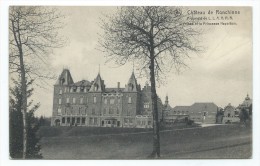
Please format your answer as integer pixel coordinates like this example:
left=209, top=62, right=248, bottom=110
left=117, top=82, right=120, bottom=89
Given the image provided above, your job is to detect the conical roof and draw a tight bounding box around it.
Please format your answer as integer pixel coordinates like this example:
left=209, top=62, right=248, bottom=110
left=125, top=71, right=139, bottom=92
left=89, top=73, right=105, bottom=92
left=55, top=69, right=74, bottom=85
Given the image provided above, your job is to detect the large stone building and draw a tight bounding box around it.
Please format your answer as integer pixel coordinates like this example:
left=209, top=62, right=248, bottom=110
left=51, top=69, right=163, bottom=128
left=162, top=101, right=219, bottom=124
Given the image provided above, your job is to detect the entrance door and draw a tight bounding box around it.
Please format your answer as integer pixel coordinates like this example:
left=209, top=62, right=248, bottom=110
left=55, top=119, right=60, bottom=126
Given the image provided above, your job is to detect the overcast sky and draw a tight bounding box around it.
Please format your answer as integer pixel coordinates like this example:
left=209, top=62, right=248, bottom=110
left=30, top=6, right=252, bottom=117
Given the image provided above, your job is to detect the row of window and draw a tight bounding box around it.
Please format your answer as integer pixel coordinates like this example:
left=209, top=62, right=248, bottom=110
left=136, top=120, right=152, bottom=126
left=58, top=107, right=133, bottom=116
left=61, top=117, right=98, bottom=125
left=60, top=117, right=151, bottom=126
left=58, top=96, right=133, bottom=105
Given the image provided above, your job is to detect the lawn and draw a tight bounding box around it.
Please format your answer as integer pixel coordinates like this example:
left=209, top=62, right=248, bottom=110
left=39, top=124, right=252, bottom=159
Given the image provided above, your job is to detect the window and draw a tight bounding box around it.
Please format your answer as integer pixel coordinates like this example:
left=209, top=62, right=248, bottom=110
left=104, top=98, right=107, bottom=104
left=129, top=118, right=133, bottom=124
left=92, top=108, right=95, bottom=115
left=80, top=97, right=83, bottom=104
left=58, top=98, right=62, bottom=105
left=103, top=108, right=106, bottom=115
left=59, top=89, right=62, bottom=95
left=110, top=97, right=115, bottom=104
left=116, top=108, right=119, bottom=114
left=89, top=118, right=93, bottom=125
left=144, top=102, right=149, bottom=108
left=82, top=118, right=86, bottom=124
left=94, top=118, right=97, bottom=125
left=78, top=107, right=81, bottom=115
left=62, top=117, right=65, bottom=123
left=82, top=108, right=86, bottom=115
left=148, top=121, right=152, bottom=125
left=109, top=108, right=113, bottom=114
left=73, top=98, right=76, bottom=104
left=93, top=96, right=97, bottom=103
left=128, top=97, right=132, bottom=104
left=73, top=87, right=77, bottom=92
left=117, top=97, right=121, bottom=103
left=128, top=83, right=134, bottom=91
left=94, top=84, right=99, bottom=91
left=57, top=107, right=61, bottom=115
left=126, top=110, right=130, bottom=116
left=80, top=87, right=84, bottom=92
left=66, top=97, right=69, bottom=103
left=124, top=118, right=128, bottom=124
left=77, top=118, right=80, bottom=124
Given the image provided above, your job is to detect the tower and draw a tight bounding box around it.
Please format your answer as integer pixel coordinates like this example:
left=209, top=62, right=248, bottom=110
left=52, top=69, right=74, bottom=126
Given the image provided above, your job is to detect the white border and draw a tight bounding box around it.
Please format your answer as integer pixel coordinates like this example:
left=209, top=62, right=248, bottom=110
left=1, top=1, right=259, bottom=166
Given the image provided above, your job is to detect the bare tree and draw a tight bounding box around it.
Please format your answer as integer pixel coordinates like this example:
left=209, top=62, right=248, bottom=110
left=9, top=6, right=66, bottom=159
left=99, top=6, right=202, bottom=158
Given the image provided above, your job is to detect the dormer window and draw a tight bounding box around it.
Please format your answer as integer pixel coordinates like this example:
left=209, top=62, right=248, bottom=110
left=94, top=84, right=99, bottom=91
left=60, top=78, right=65, bottom=85
left=128, top=83, right=134, bottom=91
left=59, top=89, right=62, bottom=95
left=80, top=86, right=84, bottom=92
left=73, top=86, right=77, bottom=92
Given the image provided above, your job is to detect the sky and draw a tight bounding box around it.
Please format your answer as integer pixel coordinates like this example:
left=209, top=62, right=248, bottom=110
left=29, top=6, right=252, bottom=117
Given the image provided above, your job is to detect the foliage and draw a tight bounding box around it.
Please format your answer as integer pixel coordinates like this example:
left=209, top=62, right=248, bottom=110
left=9, top=79, right=42, bottom=159
left=9, top=6, right=66, bottom=158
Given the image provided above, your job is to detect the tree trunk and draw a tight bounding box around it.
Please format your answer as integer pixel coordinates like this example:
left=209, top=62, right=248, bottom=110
left=11, top=19, right=28, bottom=159
left=20, top=54, right=28, bottom=159
left=149, top=57, right=160, bottom=158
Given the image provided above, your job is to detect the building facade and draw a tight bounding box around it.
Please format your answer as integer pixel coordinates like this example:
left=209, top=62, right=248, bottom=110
left=51, top=69, right=162, bottom=128
left=162, top=100, right=219, bottom=124
left=222, top=103, right=240, bottom=124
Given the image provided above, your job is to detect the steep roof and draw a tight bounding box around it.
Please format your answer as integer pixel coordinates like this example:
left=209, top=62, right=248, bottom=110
left=89, top=73, right=105, bottom=92
left=172, top=106, right=190, bottom=111
left=72, top=80, right=91, bottom=87
left=190, top=102, right=218, bottom=112
left=105, top=88, right=124, bottom=93
left=224, top=103, right=235, bottom=111
left=55, top=69, right=74, bottom=85
left=124, top=71, right=140, bottom=92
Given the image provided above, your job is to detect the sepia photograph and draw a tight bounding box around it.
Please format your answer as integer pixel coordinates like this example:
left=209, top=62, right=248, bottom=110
left=3, top=3, right=257, bottom=162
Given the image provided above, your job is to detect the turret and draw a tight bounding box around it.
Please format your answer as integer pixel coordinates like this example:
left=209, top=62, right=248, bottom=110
left=89, top=73, right=105, bottom=92
left=124, top=71, right=139, bottom=92
left=55, top=68, right=74, bottom=86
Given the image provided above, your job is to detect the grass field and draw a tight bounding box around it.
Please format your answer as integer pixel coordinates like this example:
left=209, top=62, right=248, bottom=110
left=39, top=124, right=252, bottom=159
